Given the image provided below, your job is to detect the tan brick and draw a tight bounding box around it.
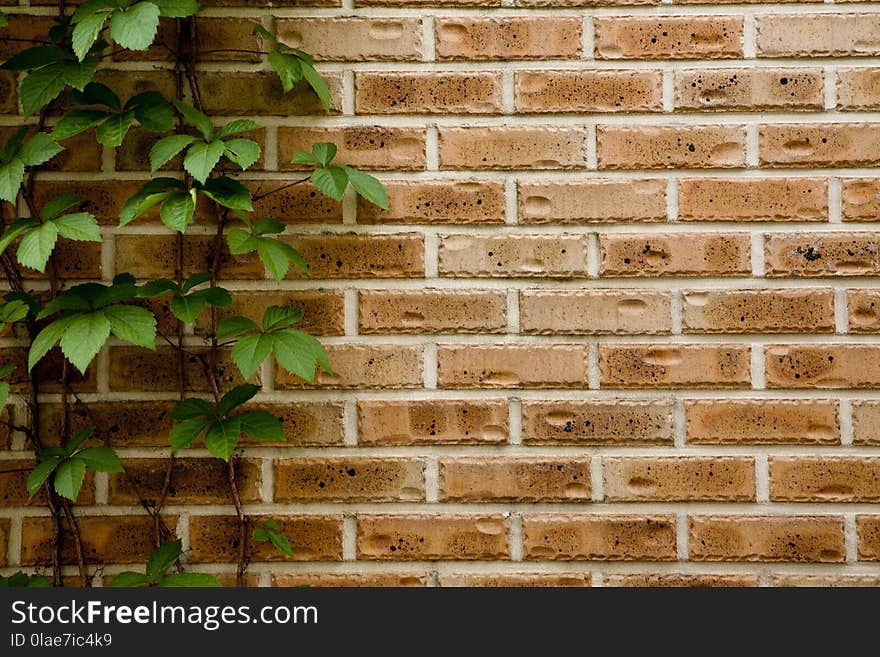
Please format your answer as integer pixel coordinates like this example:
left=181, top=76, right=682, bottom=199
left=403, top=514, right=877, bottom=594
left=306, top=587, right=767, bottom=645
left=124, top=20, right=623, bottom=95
left=853, top=400, right=880, bottom=445
left=274, top=458, right=425, bottom=502
left=520, top=289, right=672, bottom=335
left=847, top=290, right=880, bottom=333
left=689, top=516, right=845, bottom=562
left=20, top=240, right=102, bottom=280
left=361, top=0, right=498, bottom=4
left=355, top=71, right=502, bottom=114
left=686, top=399, right=840, bottom=445
left=439, top=234, right=588, bottom=277
left=275, top=344, right=423, bottom=389
left=0, top=16, right=56, bottom=59
left=274, top=573, right=426, bottom=587
left=760, top=124, right=880, bottom=167
left=435, top=17, right=581, bottom=60
left=515, top=70, right=663, bottom=113
left=194, top=290, right=345, bottom=337
left=595, top=17, right=744, bottom=60
left=439, top=457, right=591, bottom=502
left=523, top=514, right=677, bottom=561
left=115, top=235, right=263, bottom=280
left=250, top=181, right=343, bottom=225
left=249, top=402, right=345, bottom=447
left=0, top=519, right=6, bottom=566
left=109, top=346, right=248, bottom=392
left=92, top=69, right=176, bottom=103
left=189, top=515, right=343, bottom=562
left=756, top=14, right=880, bottom=57
left=0, top=71, right=16, bottom=114
left=517, top=0, right=658, bottom=5
left=199, top=0, right=339, bottom=5
left=32, top=181, right=170, bottom=226
left=857, top=516, right=880, bottom=560
left=438, top=344, right=588, bottom=389
left=439, top=573, right=591, bottom=587
left=842, top=179, right=880, bottom=221
left=276, top=18, right=423, bottom=61
left=604, top=457, right=756, bottom=502
left=0, top=347, right=97, bottom=394
left=518, top=179, right=667, bottom=224
left=675, top=68, right=823, bottom=111
left=770, top=457, right=880, bottom=502
left=682, top=289, right=835, bottom=333
left=597, top=125, right=747, bottom=169
left=358, top=180, right=505, bottom=224
left=522, top=400, right=674, bottom=445
left=601, top=344, right=751, bottom=389
left=203, top=71, right=342, bottom=115
left=766, top=344, right=880, bottom=389
left=357, top=515, right=509, bottom=560
left=600, top=233, right=751, bottom=277
left=439, top=127, right=587, bottom=170
left=837, top=68, right=880, bottom=111
left=358, top=400, right=509, bottom=445
left=0, top=460, right=94, bottom=507
left=765, top=233, right=880, bottom=277
left=118, top=126, right=266, bottom=172
left=678, top=178, right=828, bottom=222
left=359, top=290, right=507, bottom=333
left=279, top=127, right=426, bottom=171
left=605, top=573, right=759, bottom=587
left=772, top=575, right=880, bottom=587
left=284, top=233, right=425, bottom=279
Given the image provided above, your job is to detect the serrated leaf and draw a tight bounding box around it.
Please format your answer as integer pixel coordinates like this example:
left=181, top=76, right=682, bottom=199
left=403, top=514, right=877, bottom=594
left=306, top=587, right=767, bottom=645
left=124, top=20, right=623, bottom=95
left=109, top=1, right=161, bottom=51
left=217, top=383, right=260, bottom=416
left=0, top=161, right=26, bottom=204
left=301, top=61, right=332, bottom=111
left=0, top=300, right=27, bottom=324
left=230, top=332, right=273, bottom=380
left=223, top=138, right=260, bottom=170
left=158, top=573, right=221, bottom=588
left=59, top=312, right=111, bottom=374
left=203, top=416, right=242, bottom=461
left=60, top=60, right=99, bottom=92
left=146, top=539, right=181, bottom=579
left=17, top=221, right=58, bottom=273
left=182, top=272, right=212, bottom=292
left=65, top=427, right=94, bottom=456
left=137, top=278, right=179, bottom=298
left=52, top=212, right=101, bottom=242
left=159, top=191, right=195, bottom=233
left=0, top=362, right=15, bottom=378
left=52, top=109, right=110, bottom=141
left=169, top=416, right=210, bottom=450
left=74, top=446, right=124, bottom=473
left=252, top=217, right=284, bottom=235
left=28, top=315, right=74, bottom=371
left=119, top=177, right=185, bottom=226
left=95, top=110, right=135, bottom=147
left=184, top=139, right=225, bottom=185
left=343, top=166, right=388, bottom=210
left=268, top=51, right=302, bottom=94
left=215, top=119, right=260, bottom=140
left=216, top=315, right=259, bottom=339
left=72, top=82, right=121, bottom=110
left=256, top=237, right=307, bottom=281
left=311, top=166, right=348, bottom=202
left=272, top=329, right=331, bottom=383
left=239, top=410, right=284, bottom=441
left=195, top=286, right=232, bottom=308
left=1, top=46, right=69, bottom=72
left=311, top=143, right=336, bottom=168
left=170, top=293, right=207, bottom=323
left=131, top=95, right=174, bottom=132
left=27, top=457, right=60, bottom=499
left=19, top=66, right=68, bottom=116
left=40, top=194, right=85, bottom=221
left=53, top=458, right=87, bottom=501
left=199, top=176, right=252, bottom=212
left=72, top=12, right=107, bottom=62
left=149, top=134, right=197, bottom=174
left=0, top=219, right=37, bottom=258
left=171, top=99, right=213, bottom=141
left=172, top=397, right=215, bottom=420
left=226, top=228, right=258, bottom=255
left=17, top=133, right=63, bottom=167
left=108, top=571, right=150, bottom=588
left=104, top=304, right=156, bottom=349
left=150, top=0, right=202, bottom=17
left=263, top=305, right=302, bottom=331
left=291, top=150, right=318, bottom=166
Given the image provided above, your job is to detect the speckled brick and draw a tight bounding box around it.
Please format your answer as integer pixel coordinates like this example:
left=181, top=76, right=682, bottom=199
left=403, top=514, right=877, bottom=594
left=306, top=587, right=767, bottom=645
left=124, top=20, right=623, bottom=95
left=274, top=458, right=425, bottom=502
left=275, top=18, right=423, bottom=61
left=595, top=17, right=744, bottom=60
left=359, top=289, right=507, bottom=333
left=681, top=289, right=835, bottom=333
left=357, top=515, right=510, bottom=560
left=756, top=14, right=880, bottom=57
left=438, top=344, right=589, bottom=388
left=847, top=290, right=880, bottom=332
left=770, top=457, right=880, bottom=502
left=276, top=344, right=424, bottom=389
left=520, top=289, right=672, bottom=334
left=356, top=71, right=502, bottom=114
left=841, top=179, right=880, bottom=221
left=439, top=127, right=587, bottom=170
left=675, top=68, right=823, bottom=111
left=601, top=233, right=751, bottom=277
left=604, top=457, right=756, bottom=501
left=440, top=234, right=588, bottom=278
left=765, top=344, right=880, bottom=389
left=521, top=400, right=674, bottom=445
left=598, top=125, right=747, bottom=169
left=678, top=178, right=827, bottom=222
left=435, top=17, right=581, bottom=60
left=358, top=400, right=509, bottom=445
left=600, top=344, right=752, bottom=388
left=515, top=70, right=663, bottom=113
left=759, top=124, right=880, bottom=167
left=765, top=233, right=880, bottom=277
left=439, top=457, right=591, bottom=502
left=518, top=179, right=667, bottom=224
left=358, top=180, right=506, bottom=224
left=686, top=399, right=840, bottom=445
left=439, top=573, right=591, bottom=587
left=605, top=573, right=759, bottom=587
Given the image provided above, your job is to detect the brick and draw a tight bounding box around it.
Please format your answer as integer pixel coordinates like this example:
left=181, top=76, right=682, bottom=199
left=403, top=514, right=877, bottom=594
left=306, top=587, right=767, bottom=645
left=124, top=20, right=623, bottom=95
left=361, top=0, right=498, bottom=4
left=274, top=573, right=426, bottom=587
left=108, top=346, right=249, bottom=393
left=765, top=345, right=880, bottom=389
left=439, top=127, right=587, bottom=170
left=435, top=17, right=581, bottom=60
left=600, top=344, right=751, bottom=389
left=0, top=460, right=94, bottom=506
left=194, top=290, right=345, bottom=337
left=521, top=400, right=674, bottom=445
left=595, top=17, right=744, bottom=60
left=0, top=347, right=97, bottom=394
left=0, top=71, right=17, bottom=113
left=109, top=458, right=261, bottom=505
left=772, top=575, right=880, bottom=587
left=0, top=408, right=11, bottom=451
left=686, top=400, right=840, bottom=445
left=248, top=402, right=345, bottom=447
left=765, top=233, right=880, bottom=277
left=275, top=344, right=423, bottom=389
left=276, top=18, right=423, bottom=61
left=600, top=233, right=751, bottom=277
left=279, top=127, right=426, bottom=171
left=604, top=457, right=756, bottom=502
left=517, top=0, right=659, bottom=5
left=357, top=400, right=508, bottom=445
left=250, top=182, right=343, bottom=224
left=518, top=179, right=667, bottom=224
left=111, top=17, right=175, bottom=62
left=837, top=69, right=880, bottom=111
left=681, top=289, right=835, bottom=333
left=283, top=234, right=424, bottom=279
left=200, top=0, right=339, bottom=5
left=20, top=240, right=102, bottom=280
left=515, top=70, right=663, bottom=113
left=520, top=289, right=672, bottom=335
left=201, top=72, right=343, bottom=115
left=358, top=180, right=505, bottom=224
left=853, top=400, right=880, bottom=445
left=847, top=289, right=880, bottom=333
left=675, top=68, right=823, bottom=111
left=439, top=234, right=587, bottom=277
left=0, top=16, right=56, bottom=59
left=523, top=514, right=677, bottom=561
left=359, top=290, right=507, bottom=333
left=605, top=574, right=759, bottom=587
left=118, top=126, right=266, bottom=172
left=678, top=178, right=827, bottom=222
left=756, top=14, right=880, bottom=57
left=355, top=71, right=502, bottom=114
left=32, top=181, right=168, bottom=226
left=115, top=235, right=263, bottom=280
left=770, top=457, right=880, bottom=502
left=841, top=179, right=880, bottom=221
left=439, top=457, right=591, bottom=502
left=760, top=124, right=880, bottom=167
left=857, top=516, right=880, bottom=560
left=92, top=69, right=176, bottom=103
left=0, top=519, right=6, bottom=566
left=597, top=125, right=747, bottom=169
left=689, top=516, right=845, bottom=562
left=437, top=344, right=588, bottom=389
left=357, top=515, right=509, bottom=560
left=189, top=515, right=343, bottom=562
left=274, top=458, right=425, bottom=502
left=439, top=573, right=590, bottom=587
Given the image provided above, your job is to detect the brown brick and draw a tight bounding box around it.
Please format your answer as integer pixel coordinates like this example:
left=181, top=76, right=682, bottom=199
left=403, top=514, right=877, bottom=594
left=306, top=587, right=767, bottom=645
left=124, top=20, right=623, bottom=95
left=189, top=515, right=343, bottom=563
left=279, top=127, right=426, bottom=171
left=356, top=71, right=502, bottom=114
left=284, top=233, right=425, bottom=279
left=765, top=233, right=880, bottom=277
left=601, top=344, right=751, bottom=389
left=435, top=17, right=581, bottom=60
left=200, top=0, right=339, bottom=5
left=248, top=402, right=345, bottom=447
left=439, top=573, right=591, bottom=587
left=358, top=515, right=509, bottom=560
left=766, top=344, right=880, bottom=389
left=686, top=399, right=840, bottom=445
left=770, top=457, right=880, bottom=502
left=682, top=289, right=835, bottom=333
left=439, top=457, right=591, bottom=502
left=837, top=68, right=880, bottom=111
left=439, top=127, right=587, bottom=170
left=0, top=347, right=97, bottom=394
left=772, top=575, right=880, bottom=587
left=520, top=289, right=672, bottom=335
left=438, top=344, right=588, bottom=389
left=847, top=289, right=880, bottom=332
left=756, top=14, right=880, bottom=57
left=0, top=408, right=11, bottom=451
left=20, top=240, right=102, bottom=280
left=194, top=290, right=345, bottom=337
left=274, top=458, right=425, bottom=502
left=523, top=514, right=677, bottom=561
left=760, top=124, right=880, bottom=167
left=0, top=71, right=17, bottom=114
left=600, top=233, right=751, bottom=277
left=118, top=126, right=265, bottom=172
left=274, top=573, right=426, bottom=587
left=115, top=234, right=263, bottom=280
left=43, top=401, right=170, bottom=448
left=276, top=344, right=423, bottom=389
left=857, top=516, right=880, bottom=560
left=201, top=72, right=342, bottom=115
left=358, top=400, right=509, bottom=445
left=678, top=178, right=827, bottom=222
left=439, top=234, right=587, bottom=277
left=517, top=0, right=658, bottom=4
left=359, top=290, right=506, bottom=333
left=109, top=346, right=249, bottom=392
left=595, top=17, right=744, bottom=60
left=0, top=16, right=56, bottom=59
left=0, top=518, right=6, bottom=566
left=606, top=573, right=759, bottom=587
left=92, top=69, right=176, bottom=103
left=0, top=460, right=94, bottom=507
left=358, top=180, right=505, bottom=224
left=515, top=70, right=663, bottom=113
left=689, top=515, right=845, bottom=562
left=250, top=181, right=343, bottom=225
left=518, top=179, right=667, bottom=224
left=361, top=0, right=498, bottom=4
left=597, top=125, right=747, bottom=169
left=522, top=400, right=674, bottom=446
left=604, top=457, right=755, bottom=502
left=842, top=179, right=880, bottom=221
left=276, top=18, right=423, bottom=61
left=675, top=68, right=823, bottom=111
left=32, top=181, right=168, bottom=226
left=853, top=400, right=880, bottom=445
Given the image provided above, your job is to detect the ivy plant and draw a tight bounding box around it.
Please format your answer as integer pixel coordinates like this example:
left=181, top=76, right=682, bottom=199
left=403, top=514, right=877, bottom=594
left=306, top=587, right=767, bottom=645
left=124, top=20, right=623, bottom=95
left=109, top=540, right=220, bottom=587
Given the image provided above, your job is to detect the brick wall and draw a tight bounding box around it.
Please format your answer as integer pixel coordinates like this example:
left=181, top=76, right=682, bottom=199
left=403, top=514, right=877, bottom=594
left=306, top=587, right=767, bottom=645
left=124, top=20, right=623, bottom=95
left=3, top=0, right=880, bottom=587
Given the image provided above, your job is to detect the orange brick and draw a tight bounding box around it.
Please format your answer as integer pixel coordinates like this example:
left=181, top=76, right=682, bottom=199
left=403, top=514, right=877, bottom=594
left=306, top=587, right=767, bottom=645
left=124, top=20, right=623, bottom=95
left=355, top=71, right=502, bottom=114
left=841, top=179, right=880, bottom=222
left=275, top=18, right=423, bottom=61
left=601, top=344, right=751, bottom=389
left=201, top=72, right=342, bottom=115
left=837, top=68, right=880, bottom=111
left=766, top=344, right=880, bottom=388
left=248, top=182, right=343, bottom=225
left=247, top=402, right=345, bottom=447
left=521, top=399, right=674, bottom=445
left=686, top=399, right=840, bottom=445
left=598, top=125, right=747, bottom=169
left=274, top=458, right=425, bottom=502
left=515, top=70, right=663, bottom=113
left=0, top=347, right=97, bottom=394
left=32, top=181, right=169, bottom=226
left=847, top=289, right=880, bottom=333
left=853, top=400, right=880, bottom=445
left=600, top=233, right=751, bottom=277
left=675, top=68, right=823, bottom=111
left=284, top=233, right=425, bottom=279
left=118, top=126, right=266, bottom=172
left=439, top=573, right=591, bottom=587
left=595, top=17, right=744, bottom=60
left=772, top=575, right=880, bottom=587
left=439, top=127, right=587, bottom=170
left=759, top=124, right=880, bottom=167
left=439, top=457, right=591, bottom=502
left=357, top=515, right=509, bottom=560
left=435, top=17, right=581, bottom=60
left=519, top=289, right=672, bottom=335
left=357, top=400, right=509, bottom=445
left=605, top=573, right=759, bottom=587
left=20, top=240, right=102, bottom=280
left=115, top=235, right=263, bottom=280
left=681, top=289, right=835, bottom=333
left=274, top=573, right=426, bottom=587
left=359, top=290, right=506, bottom=333
left=857, top=515, right=880, bottom=560
left=279, top=127, right=426, bottom=171
left=518, top=179, right=667, bottom=224
left=439, top=234, right=588, bottom=277
left=109, top=346, right=249, bottom=392
left=765, top=233, right=880, bottom=277
left=0, top=460, right=94, bottom=507
left=437, top=344, right=588, bottom=389
left=275, top=344, right=423, bottom=389
left=358, top=180, right=505, bottom=224
left=756, top=14, right=880, bottom=57
left=604, top=457, right=755, bottom=502
left=194, top=290, right=345, bottom=337
left=677, top=178, right=827, bottom=222
left=770, top=457, right=880, bottom=502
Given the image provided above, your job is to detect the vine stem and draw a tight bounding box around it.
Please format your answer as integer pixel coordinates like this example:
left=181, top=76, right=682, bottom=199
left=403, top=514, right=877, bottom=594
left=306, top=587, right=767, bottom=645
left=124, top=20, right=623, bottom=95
left=251, top=176, right=311, bottom=202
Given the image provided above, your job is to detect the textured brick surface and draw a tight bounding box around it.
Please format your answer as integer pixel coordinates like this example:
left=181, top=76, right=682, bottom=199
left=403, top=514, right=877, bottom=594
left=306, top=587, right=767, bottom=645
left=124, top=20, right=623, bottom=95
left=522, top=515, right=677, bottom=561
left=603, top=457, right=756, bottom=501
left=677, top=178, right=827, bottom=222
left=681, top=289, right=835, bottom=333
left=600, top=233, right=751, bottom=277
left=686, top=400, right=840, bottom=444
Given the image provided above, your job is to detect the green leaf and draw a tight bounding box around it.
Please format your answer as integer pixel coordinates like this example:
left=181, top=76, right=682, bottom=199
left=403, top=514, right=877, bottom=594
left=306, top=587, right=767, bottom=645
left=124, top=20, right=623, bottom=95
left=181, top=272, right=211, bottom=292
left=194, top=286, right=232, bottom=308
left=109, top=1, right=161, bottom=51
left=252, top=217, right=284, bottom=235
left=131, top=94, right=174, bottom=132
left=52, top=212, right=101, bottom=242
left=263, top=305, right=302, bottom=331
left=172, top=99, right=213, bottom=141
left=273, top=329, right=331, bottom=382
left=40, top=194, right=85, bottom=220
left=1, top=46, right=69, bottom=72
left=199, top=176, right=252, bottom=212
left=184, top=139, right=225, bottom=185
left=301, top=61, right=332, bottom=111
left=146, top=539, right=181, bottom=579
left=169, top=417, right=210, bottom=450
left=256, top=237, right=306, bottom=281
left=311, top=143, right=337, bottom=168
left=343, top=166, right=388, bottom=209
left=103, top=304, right=156, bottom=349
left=0, top=381, right=9, bottom=411
left=17, top=133, right=64, bottom=167
left=72, top=12, right=107, bottom=62
left=203, top=416, right=242, bottom=461
left=19, top=65, right=68, bottom=116
left=268, top=51, right=301, bottom=94
left=52, top=109, right=110, bottom=141
left=311, top=166, right=348, bottom=202
left=223, top=138, right=260, bottom=170
left=119, top=177, right=185, bottom=226
left=107, top=571, right=150, bottom=588
left=65, top=427, right=94, bottom=456
left=17, top=221, right=58, bottom=273
left=169, top=294, right=207, bottom=323
left=172, top=397, right=215, bottom=420
left=216, top=315, right=259, bottom=339
left=0, top=300, right=28, bottom=325
left=0, top=159, right=24, bottom=204
left=72, top=0, right=116, bottom=23
left=291, top=150, right=318, bottom=166
left=60, top=59, right=99, bottom=91
left=59, top=312, right=112, bottom=374
left=95, top=110, right=135, bottom=147
left=149, top=134, right=197, bottom=174
left=217, top=383, right=260, bottom=416
left=226, top=228, right=258, bottom=255
left=239, top=410, right=284, bottom=441
left=74, top=446, right=124, bottom=473
left=27, top=457, right=60, bottom=499
left=215, top=119, right=260, bottom=140
left=72, top=82, right=121, bottom=110
left=150, top=0, right=202, bottom=17
left=230, top=332, right=273, bottom=380
left=0, top=362, right=15, bottom=378
left=159, top=191, right=196, bottom=233
left=53, top=458, right=87, bottom=501
left=253, top=521, right=294, bottom=558
left=28, top=315, right=74, bottom=371
left=158, top=573, right=222, bottom=588
left=138, top=279, right=179, bottom=298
